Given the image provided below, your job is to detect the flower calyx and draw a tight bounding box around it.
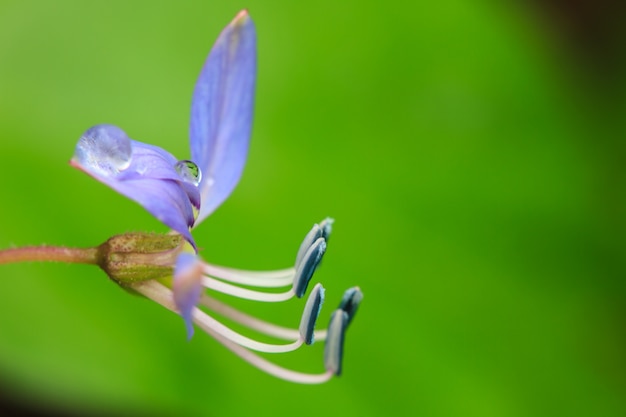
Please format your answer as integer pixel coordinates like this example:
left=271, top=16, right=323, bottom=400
left=97, top=232, right=187, bottom=286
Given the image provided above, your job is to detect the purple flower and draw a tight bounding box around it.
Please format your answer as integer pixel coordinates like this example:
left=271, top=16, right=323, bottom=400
left=71, top=10, right=255, bottom=248
left=71, top=10, right=362, bottom=383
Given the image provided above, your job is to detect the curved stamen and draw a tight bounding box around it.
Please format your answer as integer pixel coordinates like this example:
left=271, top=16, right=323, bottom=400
left=201, top=219, right=334, bottom=292
left=208, top=328, right=334, bottom=384
left=192, top=307, right=304, bottom=353
left=198, top=283, right=324, bottom=349
left=200, top=294, right=299, bottom=339
left=202, top=276, right=295, bottom=302
left=136, top=281, right=302, bottom=352
left=135, top=280, right=333, bottom=383
left=199, top=294, right=329, bottom=341
left=203, top=264, right=294, bottom=288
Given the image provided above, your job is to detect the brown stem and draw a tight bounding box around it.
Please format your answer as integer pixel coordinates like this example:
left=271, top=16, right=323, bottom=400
left=0, top=246, right=99, bottom=265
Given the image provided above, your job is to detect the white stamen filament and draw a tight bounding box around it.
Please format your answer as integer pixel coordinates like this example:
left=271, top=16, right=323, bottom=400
left=202, top=276, right=295, bottom=302
left=203, top=264, right=294, bottom=288
left=136, top=281, right=300, bottom=352
left=192, top=307, right=304, bottom=353
left=133, top=281, right=332, bottom=383
left=200, top=294, right=327, bottom=341
left=207, top=327, right=334, bottom=384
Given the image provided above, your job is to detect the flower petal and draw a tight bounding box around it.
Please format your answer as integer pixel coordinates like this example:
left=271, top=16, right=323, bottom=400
left=71, top=124, right=198, bottom=248
left=190, top=10, right=257, bottom=224
left=124, top=141, right=201, bottom=210
left=173, top=253, right=205, bottom=340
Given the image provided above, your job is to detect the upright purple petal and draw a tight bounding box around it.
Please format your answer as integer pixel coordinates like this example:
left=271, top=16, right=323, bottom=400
left=190, top=10, right=257, bottom=224
left=173, top=253, right=204, bottom=339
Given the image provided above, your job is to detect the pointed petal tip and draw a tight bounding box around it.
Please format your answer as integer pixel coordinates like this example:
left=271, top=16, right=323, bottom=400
left=185, top=318, right=195, bottom=341
left=233, top=9, right=251, bottom=23
left=69, top=153, right=95, bottom=174
left=227, top=9, right=255, bottom=38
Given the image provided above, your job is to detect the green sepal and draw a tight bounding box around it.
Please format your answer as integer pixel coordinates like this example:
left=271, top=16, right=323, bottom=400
left=97, top=232, right=185, bottom=286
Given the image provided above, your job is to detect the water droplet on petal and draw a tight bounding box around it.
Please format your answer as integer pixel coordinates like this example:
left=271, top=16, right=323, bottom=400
left=175, top=160, right=202, bottom=186
left=73, top=125, right=132, bottom=176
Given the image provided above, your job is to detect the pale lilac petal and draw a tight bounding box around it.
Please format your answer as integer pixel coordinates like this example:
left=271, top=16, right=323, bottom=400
left=178, top=181, right=201, bottom=211
left=71, top=124, right=198, bottom=247
left=118, top=141, right=178, bottom=180
left=124, top=141, right=201, bottom=210
left=190, top=10, right=257, bottom=224
left=119, top=178, right=196, bottom=244
left=173, top=253, right=204, bottom=339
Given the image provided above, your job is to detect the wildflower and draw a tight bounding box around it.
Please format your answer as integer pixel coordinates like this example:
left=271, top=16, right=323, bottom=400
left=67, top=10, right=362, bottom=383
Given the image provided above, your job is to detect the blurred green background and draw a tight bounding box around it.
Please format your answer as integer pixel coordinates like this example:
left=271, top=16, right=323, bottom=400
left=1, top=0, right=626, bottom=416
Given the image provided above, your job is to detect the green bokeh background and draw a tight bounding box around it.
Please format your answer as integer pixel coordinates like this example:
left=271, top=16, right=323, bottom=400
left=1, top=0, right=626, bottom=416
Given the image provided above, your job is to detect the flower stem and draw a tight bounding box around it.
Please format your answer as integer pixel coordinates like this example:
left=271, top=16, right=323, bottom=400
left=0, top=246, right=99, bottom=265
